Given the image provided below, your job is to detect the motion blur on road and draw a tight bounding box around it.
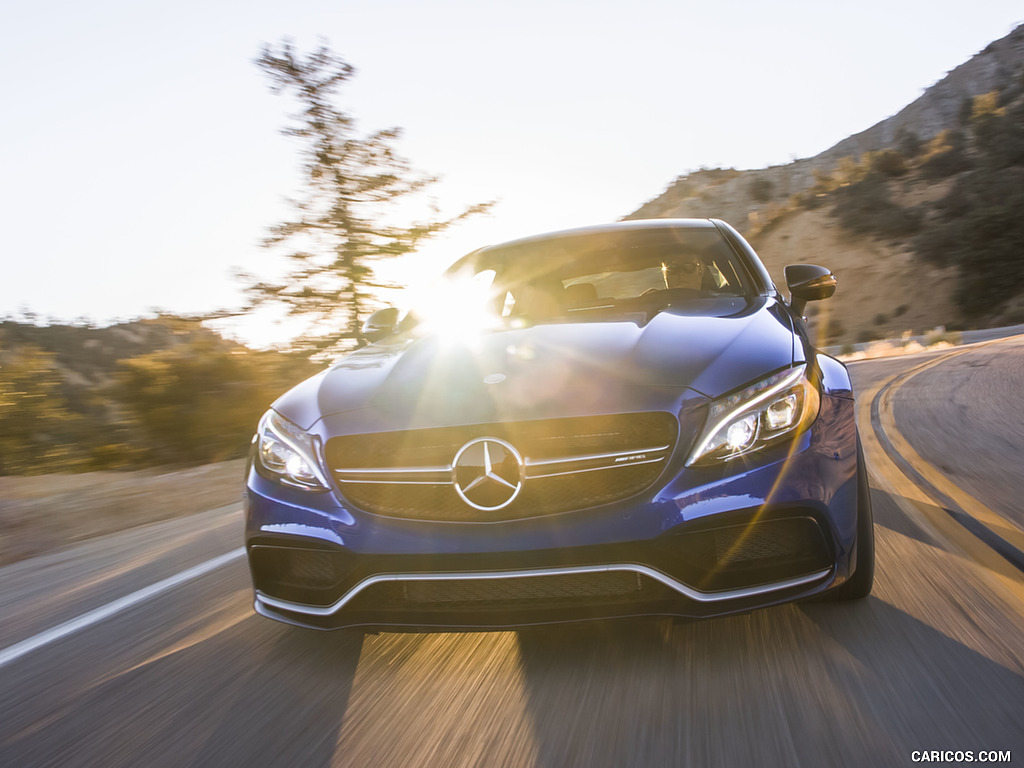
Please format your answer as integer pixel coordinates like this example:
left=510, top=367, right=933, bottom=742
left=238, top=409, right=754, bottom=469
left=2, top=337, right=1024, bottom=767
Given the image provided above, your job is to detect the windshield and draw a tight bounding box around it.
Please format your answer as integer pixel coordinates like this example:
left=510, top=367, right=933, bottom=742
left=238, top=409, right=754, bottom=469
left=407, top=224, right=758, bottom=341
left=450, top=225, right=754, bottom=322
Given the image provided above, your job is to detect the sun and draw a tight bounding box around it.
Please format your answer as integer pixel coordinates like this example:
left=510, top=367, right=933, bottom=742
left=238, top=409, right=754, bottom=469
left=409, top=269, right=501, bottom=347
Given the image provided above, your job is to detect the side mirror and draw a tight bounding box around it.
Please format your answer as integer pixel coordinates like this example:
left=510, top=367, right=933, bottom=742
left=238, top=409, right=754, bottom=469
left=361, top=307, right=401, bottom=343
left=785, top=264, right=836, bottom=317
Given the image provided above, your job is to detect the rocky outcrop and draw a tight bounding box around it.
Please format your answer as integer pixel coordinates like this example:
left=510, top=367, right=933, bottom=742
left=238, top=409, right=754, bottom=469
left=627, top=24, right=1024, bottom=231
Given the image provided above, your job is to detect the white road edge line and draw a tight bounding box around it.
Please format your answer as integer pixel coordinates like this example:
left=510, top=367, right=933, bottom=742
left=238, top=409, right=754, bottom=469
left=0, top=547, right=246, bottom=670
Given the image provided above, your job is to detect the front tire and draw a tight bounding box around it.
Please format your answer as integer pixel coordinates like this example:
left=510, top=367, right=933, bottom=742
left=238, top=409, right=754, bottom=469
left=831, top=439, right=875, bottom=600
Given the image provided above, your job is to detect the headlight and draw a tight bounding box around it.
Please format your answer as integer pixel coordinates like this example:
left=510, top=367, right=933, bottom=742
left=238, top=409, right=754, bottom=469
left=254, top=410, right=329, bottom=490
left=686, top=365, right=820, bottom=466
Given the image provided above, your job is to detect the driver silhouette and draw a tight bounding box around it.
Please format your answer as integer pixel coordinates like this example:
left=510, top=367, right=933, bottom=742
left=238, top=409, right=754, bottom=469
left=662, top=258, right=704, bottom=291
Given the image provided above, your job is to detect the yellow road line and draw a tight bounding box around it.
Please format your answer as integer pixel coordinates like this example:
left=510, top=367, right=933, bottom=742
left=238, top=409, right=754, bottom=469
left=876, top=346, right=1024, bottom=553
left=854, top=337, right=1024, bottom=590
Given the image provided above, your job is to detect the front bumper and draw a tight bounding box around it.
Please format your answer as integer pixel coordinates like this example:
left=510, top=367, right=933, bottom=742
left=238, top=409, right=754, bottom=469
left=245, top=394, right=858, bottom=630
left=254, top=562, right=832, bottom=630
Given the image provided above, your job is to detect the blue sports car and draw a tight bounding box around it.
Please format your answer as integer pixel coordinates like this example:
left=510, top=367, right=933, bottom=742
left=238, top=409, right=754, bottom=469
left=245, top=218, right=874, bottom=630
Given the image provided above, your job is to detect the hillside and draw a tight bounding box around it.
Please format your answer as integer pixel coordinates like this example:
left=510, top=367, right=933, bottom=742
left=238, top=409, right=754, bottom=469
left=0, top=315, right=318, bottom=474
left=627, top=24, right=1024, bottom=345
left=1, top=314, right=235, bottom=390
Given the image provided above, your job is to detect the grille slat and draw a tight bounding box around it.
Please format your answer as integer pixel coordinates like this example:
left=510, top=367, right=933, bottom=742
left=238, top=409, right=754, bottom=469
left=325, top=413, right=677, bottom=521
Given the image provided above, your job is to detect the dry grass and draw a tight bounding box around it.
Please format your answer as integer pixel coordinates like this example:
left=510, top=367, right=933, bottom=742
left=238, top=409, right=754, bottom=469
left=0, top=459, right=246, bottom=566
left=750, top=206, right=959, bottom=346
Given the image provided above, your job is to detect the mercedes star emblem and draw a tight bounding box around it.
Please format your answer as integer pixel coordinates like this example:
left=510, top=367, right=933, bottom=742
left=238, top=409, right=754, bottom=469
left=452, top=437, right=524, bottom=511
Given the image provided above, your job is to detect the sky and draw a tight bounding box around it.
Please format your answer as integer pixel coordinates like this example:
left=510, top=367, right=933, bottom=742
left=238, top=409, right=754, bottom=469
left=2, top=0, right=1022, bottom=346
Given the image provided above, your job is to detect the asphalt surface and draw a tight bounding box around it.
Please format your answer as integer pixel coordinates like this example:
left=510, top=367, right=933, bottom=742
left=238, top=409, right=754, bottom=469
left=888, top=334, right=1024, bottom=532
left=2, top=342, right=1024, bottom=767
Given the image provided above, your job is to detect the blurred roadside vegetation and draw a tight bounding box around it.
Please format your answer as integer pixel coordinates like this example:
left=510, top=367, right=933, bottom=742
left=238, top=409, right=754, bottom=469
left=796, top=78, right=1024, bottom=322
left=0, top=316, right=318, bottom=475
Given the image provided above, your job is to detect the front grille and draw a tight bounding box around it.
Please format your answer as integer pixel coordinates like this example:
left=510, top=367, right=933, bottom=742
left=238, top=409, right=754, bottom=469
left=669, top=516, right=833, bottom=591
left=403, top=571, right=644, bottom=603
left=248, top=544, right=344, bottom=606
left=349, top=571, right=674, bottom=611
left=714, top=524, right=811, bottom=564
left=325, top=413, right=678, bottom=521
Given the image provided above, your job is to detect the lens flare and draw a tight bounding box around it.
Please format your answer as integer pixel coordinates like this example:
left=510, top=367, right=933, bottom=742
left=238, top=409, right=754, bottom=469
left=413, top=269, right=500, bottom=346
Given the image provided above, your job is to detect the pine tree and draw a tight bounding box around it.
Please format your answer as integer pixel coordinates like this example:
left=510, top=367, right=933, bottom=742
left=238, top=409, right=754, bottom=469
left=244, top=40, right=491, bottom=355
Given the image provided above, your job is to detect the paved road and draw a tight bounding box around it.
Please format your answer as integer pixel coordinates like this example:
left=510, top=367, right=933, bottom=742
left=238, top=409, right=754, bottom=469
left=2, top=343, right=1024, bottom=767
left=888, top=334, right=1024, bottom=532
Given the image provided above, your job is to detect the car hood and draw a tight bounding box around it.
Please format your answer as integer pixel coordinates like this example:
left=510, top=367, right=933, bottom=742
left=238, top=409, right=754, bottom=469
left=276, top=297, right=797, bottom=432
